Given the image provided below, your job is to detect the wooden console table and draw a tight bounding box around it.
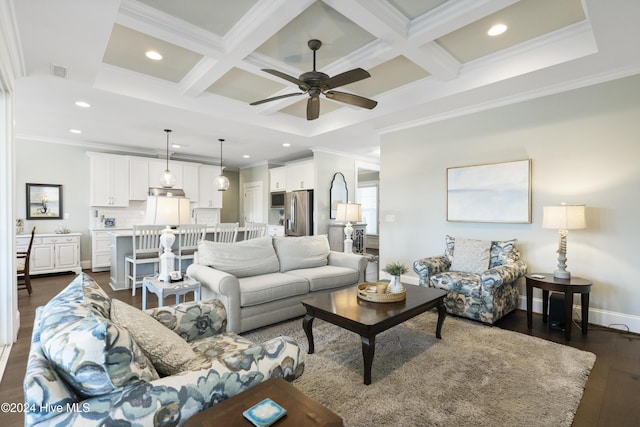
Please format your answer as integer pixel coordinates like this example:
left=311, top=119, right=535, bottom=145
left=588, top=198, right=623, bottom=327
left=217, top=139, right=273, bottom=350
left=525, top=273, right=592, bottom=341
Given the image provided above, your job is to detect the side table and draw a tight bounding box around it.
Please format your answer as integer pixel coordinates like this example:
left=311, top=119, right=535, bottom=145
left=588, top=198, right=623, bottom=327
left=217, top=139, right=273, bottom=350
left=184, top=378, right=343, bottom=426
left=142, top=275, right=201, bottom=310
left=525, top=273, right=592, bottom=341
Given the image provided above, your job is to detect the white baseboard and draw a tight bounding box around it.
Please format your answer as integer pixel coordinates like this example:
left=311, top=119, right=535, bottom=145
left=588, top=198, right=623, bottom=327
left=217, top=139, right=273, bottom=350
left=0, top=344, right=10, bottom=383
left=519, top=296, right=640, bottom=334
left=400, top=275, right=640, bottom=334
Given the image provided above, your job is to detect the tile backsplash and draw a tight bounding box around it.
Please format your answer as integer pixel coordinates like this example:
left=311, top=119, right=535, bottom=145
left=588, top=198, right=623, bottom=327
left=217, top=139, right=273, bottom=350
left=89, top=202, right=221, bottom=229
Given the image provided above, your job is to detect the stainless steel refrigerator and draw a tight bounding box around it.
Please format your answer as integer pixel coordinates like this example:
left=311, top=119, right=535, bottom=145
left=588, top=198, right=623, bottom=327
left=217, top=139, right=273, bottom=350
left=285, top=190, right=313, bottom=236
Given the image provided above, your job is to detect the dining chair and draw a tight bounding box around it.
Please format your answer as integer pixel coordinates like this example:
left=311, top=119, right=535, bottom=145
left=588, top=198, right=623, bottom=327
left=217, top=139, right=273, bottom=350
left=244, top=222, right=267, bottom=240
left=212, top=222, right=239, bottom=243
left=125, top=225, right=164, bottom=296
left=17, top=226, right=36, bottom=295
left=175, top=224, right=207, bottom=273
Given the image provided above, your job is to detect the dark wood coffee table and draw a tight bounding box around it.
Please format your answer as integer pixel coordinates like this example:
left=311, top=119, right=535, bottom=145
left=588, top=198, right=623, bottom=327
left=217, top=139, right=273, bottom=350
left=185, top=378, right=343, bottom=427
left=302, top=284, right=448, bottom=385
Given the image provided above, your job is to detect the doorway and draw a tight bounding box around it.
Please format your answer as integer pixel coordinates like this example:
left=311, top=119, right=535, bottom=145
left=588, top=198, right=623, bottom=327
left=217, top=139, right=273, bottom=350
left=243, top=181, right=264, bottom=224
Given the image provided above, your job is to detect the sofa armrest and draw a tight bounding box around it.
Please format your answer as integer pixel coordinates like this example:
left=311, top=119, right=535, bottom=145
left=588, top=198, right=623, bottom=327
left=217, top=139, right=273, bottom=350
left=145, top=299, right=227, bottom=343
left=480, top=260, right=528, bottom=292
left=413, top=255, right=451, bottom=286
left=328, top=251, right=368, bottom=282
left=186, top=263, right=242, bottom=333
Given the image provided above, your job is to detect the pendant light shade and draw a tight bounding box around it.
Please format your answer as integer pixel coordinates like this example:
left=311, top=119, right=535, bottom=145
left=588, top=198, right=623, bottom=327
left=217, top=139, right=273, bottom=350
left=160, top=129, right=177, bottom=188
left=216, top=138, right=230, bottom=191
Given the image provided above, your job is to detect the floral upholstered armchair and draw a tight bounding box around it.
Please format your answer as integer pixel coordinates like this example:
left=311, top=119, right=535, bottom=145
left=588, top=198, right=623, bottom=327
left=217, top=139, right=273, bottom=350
left=24, top=273, right=304, bottom=426
left=413, top=236, right=527, bottom=324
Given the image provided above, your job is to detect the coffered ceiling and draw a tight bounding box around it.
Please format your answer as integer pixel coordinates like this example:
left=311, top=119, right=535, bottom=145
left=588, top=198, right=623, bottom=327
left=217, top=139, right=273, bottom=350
left=8, top=0, right=640, bottom=168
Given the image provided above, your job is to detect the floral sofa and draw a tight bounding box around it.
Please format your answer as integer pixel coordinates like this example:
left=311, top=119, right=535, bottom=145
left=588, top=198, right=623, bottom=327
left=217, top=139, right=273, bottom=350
left=24, top=273, right=304, bottom=426
left=413, top=236, right=527, bottom=324
left=187, top=235, right=367, bottom=333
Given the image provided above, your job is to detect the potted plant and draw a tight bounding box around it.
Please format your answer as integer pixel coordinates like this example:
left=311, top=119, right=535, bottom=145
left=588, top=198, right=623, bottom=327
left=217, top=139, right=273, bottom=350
left=382, top=262, right=408, bottom=293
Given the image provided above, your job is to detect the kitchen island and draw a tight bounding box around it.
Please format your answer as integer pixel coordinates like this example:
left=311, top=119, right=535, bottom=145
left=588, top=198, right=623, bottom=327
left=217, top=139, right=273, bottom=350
left=108, top=227, right=247, bottom=290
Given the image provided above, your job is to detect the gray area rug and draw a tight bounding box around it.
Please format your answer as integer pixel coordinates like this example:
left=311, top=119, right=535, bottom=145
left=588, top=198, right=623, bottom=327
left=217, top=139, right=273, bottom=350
left=244, top=310, right=596, bottom=427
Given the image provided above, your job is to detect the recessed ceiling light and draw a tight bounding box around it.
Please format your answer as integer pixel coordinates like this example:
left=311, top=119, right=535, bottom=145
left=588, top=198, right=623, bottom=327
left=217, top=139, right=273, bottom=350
left=70, top=129, right=82, bottom=134
left=145, top=50, right=163, bottom=60
left=75, top=101, right=90, bottom=108
left=171, top=144, right=181, bottom=149
left=243, top=155, right=250, bottom=158
left=282, top=143, right=291, bottom=147
left=488, top=24, right=507, bottom=36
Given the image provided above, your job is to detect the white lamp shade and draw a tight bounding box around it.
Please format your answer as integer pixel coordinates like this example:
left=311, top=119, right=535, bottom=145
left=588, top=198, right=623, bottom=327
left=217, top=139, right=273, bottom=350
left=542, top=205, right=586, bottom=230
left=145, top=196, right=191, bottom=225
left=336, top=203, right=362, bottom=222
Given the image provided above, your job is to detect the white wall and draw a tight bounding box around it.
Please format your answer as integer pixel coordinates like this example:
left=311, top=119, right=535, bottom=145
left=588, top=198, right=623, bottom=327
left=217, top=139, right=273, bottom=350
left=15, top=139, right=92, bottom=263
left=380, top=74, right=640, bottom=331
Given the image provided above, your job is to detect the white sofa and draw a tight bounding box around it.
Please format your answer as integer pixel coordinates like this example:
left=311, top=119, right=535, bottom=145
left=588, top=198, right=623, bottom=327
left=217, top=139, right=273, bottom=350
left=186, top=235, right=367, bottom=333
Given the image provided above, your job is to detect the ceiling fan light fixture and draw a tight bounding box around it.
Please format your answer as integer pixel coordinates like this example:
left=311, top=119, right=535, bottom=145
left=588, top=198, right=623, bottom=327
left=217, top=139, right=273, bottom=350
left=250, top=39, right=376, bottom=120
left=216, top=138, right=230, bottom=191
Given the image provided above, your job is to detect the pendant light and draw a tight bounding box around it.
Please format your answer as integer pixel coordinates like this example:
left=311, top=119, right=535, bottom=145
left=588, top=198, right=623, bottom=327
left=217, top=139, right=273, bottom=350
left=160, top=129, right=177, bottom=188
left=215, top=138, right=230, bottom=191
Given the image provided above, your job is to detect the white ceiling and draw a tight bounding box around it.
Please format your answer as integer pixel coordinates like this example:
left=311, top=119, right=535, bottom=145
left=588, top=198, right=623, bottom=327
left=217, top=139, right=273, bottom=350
left=8, top=0, right=640, bottom=169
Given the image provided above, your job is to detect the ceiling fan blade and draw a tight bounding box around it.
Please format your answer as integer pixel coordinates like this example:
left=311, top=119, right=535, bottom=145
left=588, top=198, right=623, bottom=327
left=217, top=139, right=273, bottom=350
left=250, top=92, right=304, bottom=106
left=262, top=69, right=309, bottom=89
left=307, top=96, right=320, bottom=120
left=325, top=91, right=377, bottom=109
left=322, top=68, right=370, bottom=90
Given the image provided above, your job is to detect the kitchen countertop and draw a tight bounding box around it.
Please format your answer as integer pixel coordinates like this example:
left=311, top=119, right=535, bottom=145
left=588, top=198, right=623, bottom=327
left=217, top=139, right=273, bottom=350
left=107, top=226, right=246, bottom=237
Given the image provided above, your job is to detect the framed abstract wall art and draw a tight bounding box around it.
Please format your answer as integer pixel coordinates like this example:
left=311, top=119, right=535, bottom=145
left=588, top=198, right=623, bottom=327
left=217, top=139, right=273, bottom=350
left=26, top=183, right=63, bottom=220
left=447, top=159, right=531, bottom=223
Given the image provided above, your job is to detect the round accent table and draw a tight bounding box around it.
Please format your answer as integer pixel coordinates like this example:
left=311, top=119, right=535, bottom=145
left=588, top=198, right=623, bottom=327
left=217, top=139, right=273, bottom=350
left=525, top=273, right=592, bottom=341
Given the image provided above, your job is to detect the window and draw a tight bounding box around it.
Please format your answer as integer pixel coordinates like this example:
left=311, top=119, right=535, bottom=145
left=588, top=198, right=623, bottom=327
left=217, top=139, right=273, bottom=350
left=357, top=184, right=378, bottom=235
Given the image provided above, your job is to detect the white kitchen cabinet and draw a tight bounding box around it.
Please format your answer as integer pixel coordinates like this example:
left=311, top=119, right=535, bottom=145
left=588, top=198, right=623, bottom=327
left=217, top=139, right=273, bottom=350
left=128, top=156, right=150, bottom=200
left=286, top=160, right=315, bottom=191
left=91, top=229, right=113, bottom=272
left=270, top=167, right=286, bottom=191
left=89, top=153, right=129, bottom=206
left=16, top=233, right=82, bottom=275
left=182, top=163, right=200, bottom=201
left=198, top=165, right=223, bottom=208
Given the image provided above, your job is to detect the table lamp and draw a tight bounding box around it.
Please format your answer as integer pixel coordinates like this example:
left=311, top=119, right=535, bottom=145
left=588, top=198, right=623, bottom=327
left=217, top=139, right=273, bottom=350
left=146, top=195, right=191, bottom=281
left=542, top=204, right=586, bottom=279
left=336, top=202, right=361, bottom=253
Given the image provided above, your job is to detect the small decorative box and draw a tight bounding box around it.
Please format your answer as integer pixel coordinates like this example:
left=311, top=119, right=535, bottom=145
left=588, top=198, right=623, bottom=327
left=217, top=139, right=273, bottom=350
left=242, top=398, right=287, bottom=427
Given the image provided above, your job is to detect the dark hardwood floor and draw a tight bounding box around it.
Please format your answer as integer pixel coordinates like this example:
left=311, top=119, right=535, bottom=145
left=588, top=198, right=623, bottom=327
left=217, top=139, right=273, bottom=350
left=2, top=271, right=639, bottom=426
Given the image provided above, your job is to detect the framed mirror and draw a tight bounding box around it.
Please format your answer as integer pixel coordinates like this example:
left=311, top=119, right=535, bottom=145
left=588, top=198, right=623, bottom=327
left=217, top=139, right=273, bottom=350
left=330, top=172, right=348, bottom=219
left=26, top=183, right=63, bottom=219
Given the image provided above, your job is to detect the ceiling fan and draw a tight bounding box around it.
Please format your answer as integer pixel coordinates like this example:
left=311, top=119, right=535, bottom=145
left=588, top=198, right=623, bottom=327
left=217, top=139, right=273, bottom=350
left=250, top=39, right=377, bottom=120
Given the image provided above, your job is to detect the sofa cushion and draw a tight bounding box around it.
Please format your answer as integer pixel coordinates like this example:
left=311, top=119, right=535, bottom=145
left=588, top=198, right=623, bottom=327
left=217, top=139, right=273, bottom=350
left=273, top=235, right=330, bottom=272
left=197, top=236, right=280, bottom=278
left=190, top=332, right=257, bottom=359
left=110, top=299, right=210, bottom=376
left=450, top=238, right=492, bottom=274
left=39, top=273, right=159, bottom=397
left=40, top=310, right=159, bottom=397
left=490, top=239, right=519, bottom=267
left=286, top=265, right=359, bottom=292
left=238, top=273, right=309, bottom=307
left=431, top=271, right=481, bottom=294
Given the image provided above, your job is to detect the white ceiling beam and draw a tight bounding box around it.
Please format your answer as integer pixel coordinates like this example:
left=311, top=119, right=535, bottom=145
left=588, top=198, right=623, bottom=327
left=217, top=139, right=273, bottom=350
left=180, top=0, right=314, bottom=97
